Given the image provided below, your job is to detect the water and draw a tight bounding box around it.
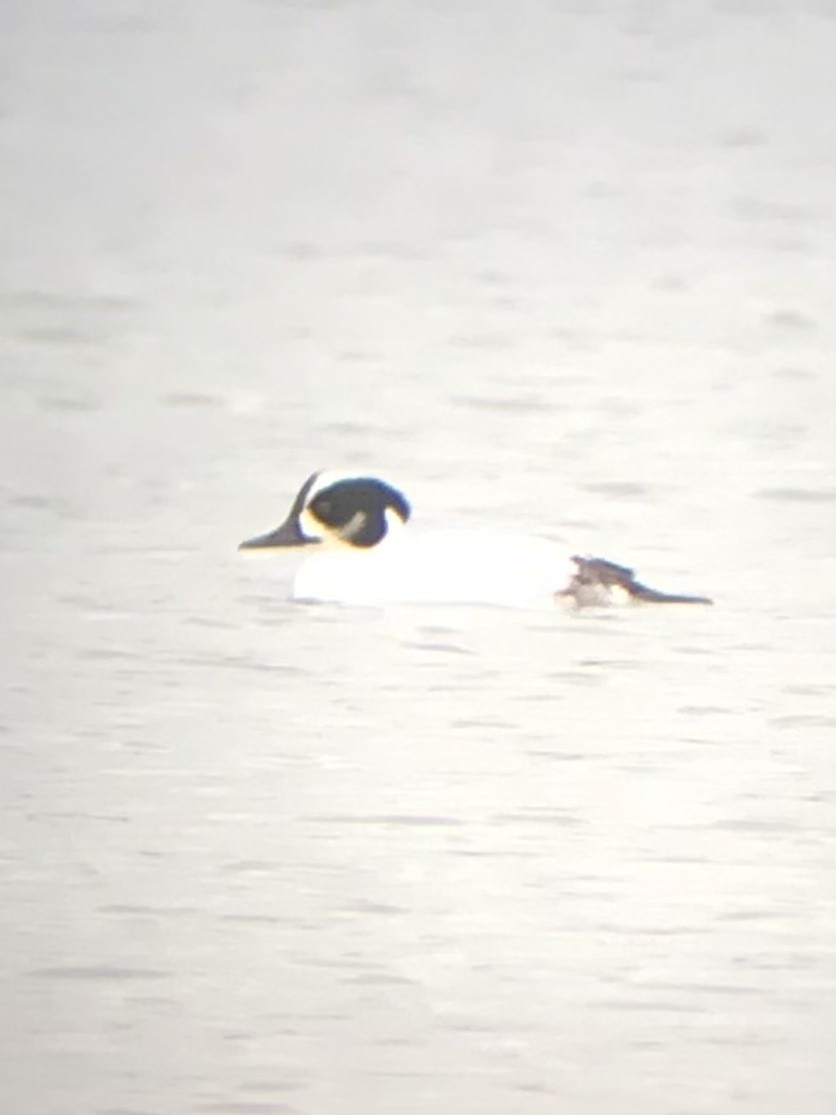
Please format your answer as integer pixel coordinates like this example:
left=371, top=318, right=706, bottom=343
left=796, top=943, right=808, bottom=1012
left=1, top=1, right=835, bottom=1112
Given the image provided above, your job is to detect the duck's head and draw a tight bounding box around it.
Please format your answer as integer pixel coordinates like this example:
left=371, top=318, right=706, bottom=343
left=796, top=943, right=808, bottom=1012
left=239, top=471, right=412, bottom=552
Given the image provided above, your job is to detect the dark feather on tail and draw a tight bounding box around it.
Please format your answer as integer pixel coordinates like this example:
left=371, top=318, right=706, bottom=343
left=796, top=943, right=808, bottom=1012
left=557, top=556, right=713, bottom=608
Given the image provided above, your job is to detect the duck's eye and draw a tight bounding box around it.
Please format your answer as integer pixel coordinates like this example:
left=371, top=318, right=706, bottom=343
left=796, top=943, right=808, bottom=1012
left=314, top=498, right=331, bottom=515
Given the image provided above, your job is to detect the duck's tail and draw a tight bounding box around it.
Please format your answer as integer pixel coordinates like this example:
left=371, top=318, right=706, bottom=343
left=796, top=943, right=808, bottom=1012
left=557, top=556, right=713, bottom=608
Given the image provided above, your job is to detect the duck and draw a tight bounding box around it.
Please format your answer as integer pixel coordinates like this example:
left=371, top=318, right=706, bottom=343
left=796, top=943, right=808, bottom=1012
left=238, top=470, right=713, bottom=608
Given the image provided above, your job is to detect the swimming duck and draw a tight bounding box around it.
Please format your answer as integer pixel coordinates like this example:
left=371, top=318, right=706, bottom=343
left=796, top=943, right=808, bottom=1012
left=238, top=470, right=713, bottom=608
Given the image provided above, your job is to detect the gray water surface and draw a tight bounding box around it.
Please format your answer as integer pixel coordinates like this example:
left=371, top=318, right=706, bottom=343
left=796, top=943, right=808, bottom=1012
left=1, top=2, right=835, bottom=1113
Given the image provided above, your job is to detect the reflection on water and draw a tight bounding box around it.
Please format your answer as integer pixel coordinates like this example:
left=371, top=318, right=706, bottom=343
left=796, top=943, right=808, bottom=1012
left=1, top=1, right=834, bottom=1113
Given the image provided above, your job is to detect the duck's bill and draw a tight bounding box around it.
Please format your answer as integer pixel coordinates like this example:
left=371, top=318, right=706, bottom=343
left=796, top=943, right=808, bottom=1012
left=238, top=517, right=308, bottom=550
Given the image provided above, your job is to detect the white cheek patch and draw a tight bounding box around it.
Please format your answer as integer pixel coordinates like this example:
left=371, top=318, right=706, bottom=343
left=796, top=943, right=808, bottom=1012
left=301, top=504, right=361, bottom=549
left=298, top=506, right=326, bottom=543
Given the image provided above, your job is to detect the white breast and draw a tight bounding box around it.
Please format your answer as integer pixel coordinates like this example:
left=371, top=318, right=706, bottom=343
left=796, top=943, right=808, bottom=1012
left=291, top=530, right=572, bottom=607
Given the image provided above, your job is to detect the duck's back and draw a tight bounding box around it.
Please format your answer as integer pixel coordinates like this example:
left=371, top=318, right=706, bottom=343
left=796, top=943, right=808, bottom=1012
left=292, top=529, right=571, bottom=607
